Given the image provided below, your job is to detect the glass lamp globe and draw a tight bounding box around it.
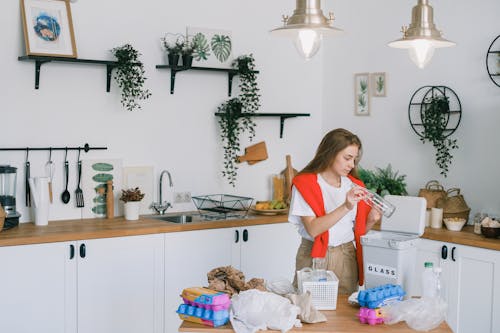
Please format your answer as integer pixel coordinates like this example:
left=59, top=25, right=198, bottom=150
left=294, top=29, right=322, bottom=60
left=408, top=39, right=435, bottom=69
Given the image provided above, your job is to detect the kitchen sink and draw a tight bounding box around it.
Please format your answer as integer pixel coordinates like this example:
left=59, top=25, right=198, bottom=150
left=150, top=214, right=203, bottom=224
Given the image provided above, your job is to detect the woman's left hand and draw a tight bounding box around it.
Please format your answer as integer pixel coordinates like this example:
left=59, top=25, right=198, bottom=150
left=367, top=206, right=382, bottom=229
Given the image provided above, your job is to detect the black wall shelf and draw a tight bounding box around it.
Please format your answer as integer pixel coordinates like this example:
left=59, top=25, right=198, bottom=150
left=156, top=65, right=259, bottom=96
left=18, top=55, right=125, bottom=91
left=214, top=112, right=310, bottom=138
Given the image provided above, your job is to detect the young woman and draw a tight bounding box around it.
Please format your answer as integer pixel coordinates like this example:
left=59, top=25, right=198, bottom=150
left=289, top=128, right=381, bottom=294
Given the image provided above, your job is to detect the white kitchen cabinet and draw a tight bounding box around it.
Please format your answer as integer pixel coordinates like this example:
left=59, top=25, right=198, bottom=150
left=0, top=241, right=75, bottom=333
left=235, top=223, right=301, bottom=282
left=0, top=234, right=164, bottom=333
left=414, top=238, right=500, bottom=333
left=77, top=234, right=164, bottom=333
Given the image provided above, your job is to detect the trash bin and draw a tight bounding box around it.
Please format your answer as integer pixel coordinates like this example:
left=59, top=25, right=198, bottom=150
left=361, top=195, right=426, bottom=293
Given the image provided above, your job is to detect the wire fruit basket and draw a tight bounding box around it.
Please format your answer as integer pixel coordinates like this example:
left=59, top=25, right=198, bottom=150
left=192, top=194, right=253, bottom=219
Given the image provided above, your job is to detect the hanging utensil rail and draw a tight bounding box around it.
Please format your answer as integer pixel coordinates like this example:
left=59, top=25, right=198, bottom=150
left=0, top=143, right=107, bottom=153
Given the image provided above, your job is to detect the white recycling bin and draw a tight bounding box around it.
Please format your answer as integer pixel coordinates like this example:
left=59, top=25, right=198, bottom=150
left=361, top=195, right=426, bottom=294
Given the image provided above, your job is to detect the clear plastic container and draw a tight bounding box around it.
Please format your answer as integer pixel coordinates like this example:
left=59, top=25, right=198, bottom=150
left=352, top=185, right=396, bottom=218
left=312, top=257, right=327, bottom=281
left=421, top=262, right=438, bottom=298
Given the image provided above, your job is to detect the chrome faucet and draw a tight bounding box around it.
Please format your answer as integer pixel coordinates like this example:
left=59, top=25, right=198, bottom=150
left=151, top=170, right=173, bottom=215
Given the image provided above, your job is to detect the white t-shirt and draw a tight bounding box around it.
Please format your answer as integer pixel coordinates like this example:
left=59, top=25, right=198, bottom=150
left=288, top=174, right=357, bottom=247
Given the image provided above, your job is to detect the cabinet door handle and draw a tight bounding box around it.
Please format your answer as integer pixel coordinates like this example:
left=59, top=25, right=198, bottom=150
left=243, top=229, right=248, bottom=242
left=235, top=230, right=239, bottom=243
left=441, top=245, right=448, bottom=260
left=69, top=244, right=75, bottom=259
left=451, top=246, right=456, bottom=261
left=79, top=243, right=86, bottom=258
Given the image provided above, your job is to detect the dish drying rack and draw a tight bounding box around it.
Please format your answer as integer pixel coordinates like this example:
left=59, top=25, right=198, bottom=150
left=192, top=194, right=253, bottom=220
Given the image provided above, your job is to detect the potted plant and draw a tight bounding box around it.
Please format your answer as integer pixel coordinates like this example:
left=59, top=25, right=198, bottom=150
left=217, top=54, right=260, bottom=186
left=181, top=37, right=195, bottom=69
left=110, top=44, right=151, bottom=112
left=358, top=164, right=408, bottom=196
left=120, top=187, right=145, bottom=220
left=161, top=33, right=184, bottom=68
left=420, top=95, right=458, bottom=177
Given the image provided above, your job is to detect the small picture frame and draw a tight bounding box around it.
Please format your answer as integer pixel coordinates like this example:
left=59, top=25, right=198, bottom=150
left=371, top=72, right=387, bottom=97
left=20, top=0, right=77, bottom=58
left=354, top=73, right=370, bottom=116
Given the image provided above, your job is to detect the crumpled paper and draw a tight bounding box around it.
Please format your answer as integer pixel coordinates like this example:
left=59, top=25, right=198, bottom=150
left=285, top=291, right=327, bottom=324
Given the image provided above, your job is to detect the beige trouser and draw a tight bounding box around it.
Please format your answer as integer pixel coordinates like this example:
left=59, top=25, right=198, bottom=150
left=294, top=238, right=359, bottom=295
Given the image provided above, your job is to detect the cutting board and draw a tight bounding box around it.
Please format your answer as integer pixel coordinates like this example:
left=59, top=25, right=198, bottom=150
left=281, top=155, right=298, bottom=204
left=237, top=141, right=268, bottom=164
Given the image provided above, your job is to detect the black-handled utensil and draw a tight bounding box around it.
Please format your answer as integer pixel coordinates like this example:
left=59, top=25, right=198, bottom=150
left=75, top=149, right=84, bottom=208
left=61, top=148, right=70, bottom=204
left=25, top=160, right=31, bottom=207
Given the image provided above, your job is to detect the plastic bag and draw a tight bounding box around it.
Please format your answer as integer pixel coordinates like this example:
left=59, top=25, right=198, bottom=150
left=266, top=278, right=296, bottom=296
left=230, top=289, right=300, bottom=333
left=381, top=297, right=447, bottom=331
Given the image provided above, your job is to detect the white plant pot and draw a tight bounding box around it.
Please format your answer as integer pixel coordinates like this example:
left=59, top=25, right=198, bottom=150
left=124, top=201, right=140, bottom=221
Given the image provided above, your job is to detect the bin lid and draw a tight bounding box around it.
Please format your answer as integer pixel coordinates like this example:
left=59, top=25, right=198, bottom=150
left=379, top=195, right=426, bottom=236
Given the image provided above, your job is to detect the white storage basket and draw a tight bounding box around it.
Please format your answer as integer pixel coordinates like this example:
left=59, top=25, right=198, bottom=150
left=297, top=268, right=339, bottom=310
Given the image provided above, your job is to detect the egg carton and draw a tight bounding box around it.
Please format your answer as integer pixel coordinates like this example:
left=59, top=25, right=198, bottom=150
left=357, top=284, right=405, bottom=309
left=177, top=303, right=229, bottom=327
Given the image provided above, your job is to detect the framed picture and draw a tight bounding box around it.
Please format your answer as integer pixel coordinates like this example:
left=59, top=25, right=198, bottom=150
left=187, top=27, right=233, bottom=68
left=354, top=73, right=370, bottom=116
left=371, top=72, right=387, bottom=97
left=20, top=0, right=77, bottom=58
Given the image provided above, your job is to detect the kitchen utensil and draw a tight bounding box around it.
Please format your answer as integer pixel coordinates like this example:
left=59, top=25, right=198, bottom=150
left=75, top=149, right=84, bottom=207
left=237, top=141, right=268, bottom=164
left=106, top=180, right=114, bottom=219
left=281, top=155, right=298, bottom=204
left=28, top=177, right=50, bottom=226
left=45, top=149, right=55, bottom=203
left=61, top=149, right=70, bottom=204
left=25, top=150, right=31, bottom=207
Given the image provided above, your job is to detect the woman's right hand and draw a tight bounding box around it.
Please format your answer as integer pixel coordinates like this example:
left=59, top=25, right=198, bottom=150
left=345, top=186, right=365, bottom=210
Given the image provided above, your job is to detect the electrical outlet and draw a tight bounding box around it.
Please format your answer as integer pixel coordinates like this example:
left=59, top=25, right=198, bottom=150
left=174, top=192, right=191, bottom=203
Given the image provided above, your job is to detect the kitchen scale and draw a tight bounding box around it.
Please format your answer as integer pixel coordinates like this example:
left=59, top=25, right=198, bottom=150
left=0, top=165, right=21, bottom=229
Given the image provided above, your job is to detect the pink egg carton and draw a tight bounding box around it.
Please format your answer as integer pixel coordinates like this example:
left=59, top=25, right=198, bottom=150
left=357, top=307, right=384, bottom=325
left=181, top=287, right=231, bottom=311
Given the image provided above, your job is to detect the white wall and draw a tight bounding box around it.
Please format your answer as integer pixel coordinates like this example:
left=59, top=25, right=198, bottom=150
left=2, top=0, right=498, bottom=223
left=2, top=0, right=324, bottom=222
left=323, top=0, right=500, bottom=218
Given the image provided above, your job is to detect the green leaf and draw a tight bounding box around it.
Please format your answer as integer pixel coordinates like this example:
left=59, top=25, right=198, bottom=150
left=211, top=35, right=232, bottom=62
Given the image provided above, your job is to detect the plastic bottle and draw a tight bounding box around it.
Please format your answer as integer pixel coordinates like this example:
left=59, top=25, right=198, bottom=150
left=421, top=262, right=438, bottom=298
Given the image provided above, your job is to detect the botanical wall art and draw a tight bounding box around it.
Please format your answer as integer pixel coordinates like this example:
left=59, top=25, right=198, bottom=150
left=187, top=27, right=233, bottom=68
left=20, top=0, right=77, bottom=57
left=354, top=73, right=370, bottom=116
left=371, top=72, right=387, bottom=97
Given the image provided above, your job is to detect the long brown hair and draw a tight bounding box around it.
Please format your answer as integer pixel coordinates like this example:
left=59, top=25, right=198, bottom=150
left=299, top=128, right=362, bottom=177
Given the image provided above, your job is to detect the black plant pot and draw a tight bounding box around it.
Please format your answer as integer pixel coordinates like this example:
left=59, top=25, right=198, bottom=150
left=182, top=54, right=193, bottom=69
left=167, top=53, right=180, bottom=68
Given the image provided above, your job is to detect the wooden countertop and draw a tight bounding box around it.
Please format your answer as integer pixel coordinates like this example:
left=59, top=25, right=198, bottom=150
left=0, top=214, right=498, bottom=251
left=178, top=295, right=452, bottom=333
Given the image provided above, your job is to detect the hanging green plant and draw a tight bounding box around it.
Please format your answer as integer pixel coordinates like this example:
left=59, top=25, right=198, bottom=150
left=111, top=44, right=151, bottom=111
left=217, top=54, right=260, bottom=186
left=420, top=95, right=458, bottom=177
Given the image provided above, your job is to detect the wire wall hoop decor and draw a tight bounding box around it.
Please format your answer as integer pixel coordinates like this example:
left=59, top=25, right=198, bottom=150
left=408, top=85, right=462, bottom=139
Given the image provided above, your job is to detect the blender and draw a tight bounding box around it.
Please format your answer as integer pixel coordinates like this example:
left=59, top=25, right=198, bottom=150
left=0, top=165, right=21, bottom=229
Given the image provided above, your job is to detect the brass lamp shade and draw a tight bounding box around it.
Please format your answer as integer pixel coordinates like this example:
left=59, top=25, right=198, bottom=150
left=388, top=0, right=455, bottom=68
left=271, top=0, right=342, bottom=60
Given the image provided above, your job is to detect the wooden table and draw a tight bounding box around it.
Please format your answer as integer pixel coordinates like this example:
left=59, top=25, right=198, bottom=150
left=179, top=295, right=453, bottom=333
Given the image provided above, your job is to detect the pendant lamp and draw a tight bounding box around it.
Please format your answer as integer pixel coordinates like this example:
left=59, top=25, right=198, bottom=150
left=271, top=0, right=342, bottom=60
left=388, top=0, right=455, bottom=69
